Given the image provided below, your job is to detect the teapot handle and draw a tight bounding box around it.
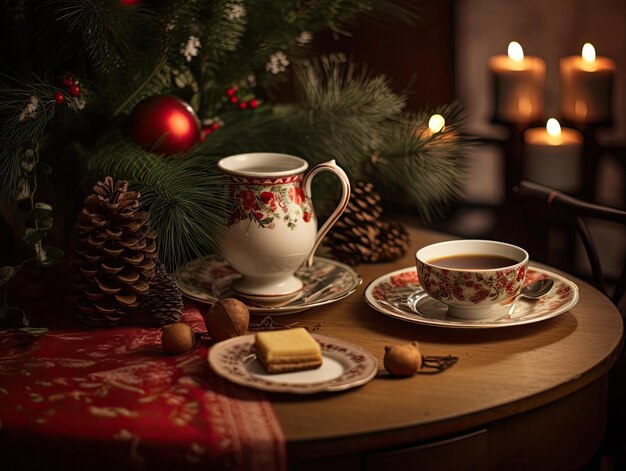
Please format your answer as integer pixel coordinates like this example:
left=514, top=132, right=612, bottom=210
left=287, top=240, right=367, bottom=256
left=302, top=160, right=351, bottom=267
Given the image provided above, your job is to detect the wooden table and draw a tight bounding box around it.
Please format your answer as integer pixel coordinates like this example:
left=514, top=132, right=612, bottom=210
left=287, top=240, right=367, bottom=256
left=272, top=226, right=624, bottom=470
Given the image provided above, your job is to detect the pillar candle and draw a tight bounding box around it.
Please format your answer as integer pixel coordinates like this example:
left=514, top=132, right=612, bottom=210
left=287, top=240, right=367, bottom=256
left=488, top=42, right=546, bottom=123
left=560, top=43, right=616, bottom=124
left=524, top=119, right=583, bottom=193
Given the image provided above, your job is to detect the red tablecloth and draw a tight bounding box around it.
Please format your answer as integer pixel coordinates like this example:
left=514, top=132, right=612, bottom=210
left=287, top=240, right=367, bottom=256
left=0, top=266, right=285, bottom=470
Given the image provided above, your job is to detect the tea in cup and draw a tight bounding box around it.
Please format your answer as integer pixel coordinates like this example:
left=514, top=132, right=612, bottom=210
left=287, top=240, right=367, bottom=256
left=218, top=153, right=350, bottom=302
left=416, top=239, right=528, bottom=319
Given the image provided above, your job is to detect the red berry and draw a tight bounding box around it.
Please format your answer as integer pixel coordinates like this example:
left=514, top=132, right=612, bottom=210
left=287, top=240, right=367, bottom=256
left=249, top=99, right=259, bottom=109
left=211, top=122, right=220, bottom=130
left=61, top=75, right=74, bottom=87
left=230, top=96, right=238, bottom=104
left=54, top=92, right=65, bottom=104
left=200, top=127, right=213, bottom=141
left=227, top=87, right=238, bottom=97
left=239, top=101, right=248, bottom=109
left=68, top=84, right=80, bottom=97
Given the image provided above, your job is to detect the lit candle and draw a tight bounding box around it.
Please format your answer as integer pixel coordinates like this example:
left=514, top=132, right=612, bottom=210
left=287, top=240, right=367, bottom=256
left=560, top=43, right=616, bottom=124
left=488, top=41, right=546, bottom=123
left=524, top=118, right=583, bottom=192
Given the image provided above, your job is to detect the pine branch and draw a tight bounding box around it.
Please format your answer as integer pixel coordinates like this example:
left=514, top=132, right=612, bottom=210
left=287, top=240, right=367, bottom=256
left=203, top=0, right=247, bottom=63
left=111, top=57, right=172, bottom=116
left=373, top=101, right=473, bottom=220
left=191, top=58, right=469, bottom=220
left=0, top=77, right=84, bottom=201
left=52, top=0, right=139, bottom=73
left=81, top=135, right=231, bottom=270
left=0, top=141, right=24, bottom=203
left=290, top=55, right=405, bottom=177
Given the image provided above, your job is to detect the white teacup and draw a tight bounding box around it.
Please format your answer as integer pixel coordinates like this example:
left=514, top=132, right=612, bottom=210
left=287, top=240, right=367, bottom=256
left=416, top=240, right=529, bottom=319
left=218, top=153, right=350, bottom=302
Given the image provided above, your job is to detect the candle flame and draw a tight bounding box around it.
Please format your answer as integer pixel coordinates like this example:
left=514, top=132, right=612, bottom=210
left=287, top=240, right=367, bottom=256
left=508, top=41, right=524, bottom=62
left=546, top=118, right=561, bottom=137
left=428, top=114, right=445, bottom=133
left=582, top=43, right=596, bottom=63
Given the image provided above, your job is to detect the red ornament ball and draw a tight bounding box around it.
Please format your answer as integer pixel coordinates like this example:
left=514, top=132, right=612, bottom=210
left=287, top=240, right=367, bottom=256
left=68, top=84, right=81, bottom=97
left=54, top=92, right=65, bottom=105
left=129, top=95, right=201, bottom=156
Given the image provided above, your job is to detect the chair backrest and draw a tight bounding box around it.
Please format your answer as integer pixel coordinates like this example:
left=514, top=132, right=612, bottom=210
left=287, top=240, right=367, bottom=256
left=515, top=180, right=626, bottom=308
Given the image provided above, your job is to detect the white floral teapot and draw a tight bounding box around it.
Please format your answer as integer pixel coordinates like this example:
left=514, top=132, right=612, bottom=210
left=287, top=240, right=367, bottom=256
left=218, top=153, right=350, bottom=302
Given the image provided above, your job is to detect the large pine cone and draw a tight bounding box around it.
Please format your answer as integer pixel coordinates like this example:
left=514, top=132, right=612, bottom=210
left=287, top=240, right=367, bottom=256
left=325, top=181, right=410, bottom=265
left=69, top=177, right=158, bottom=326
left=138, top=262, right=184, bottom=326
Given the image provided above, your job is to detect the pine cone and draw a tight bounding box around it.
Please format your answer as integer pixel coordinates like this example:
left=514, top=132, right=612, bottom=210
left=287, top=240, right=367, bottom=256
left=69, top=177, right=158, bottom=327
left=371, top=221, right=410, bottom=263
left=139, top=262, right=184, bottom=326
left=325, top=181, right=410, bottom=265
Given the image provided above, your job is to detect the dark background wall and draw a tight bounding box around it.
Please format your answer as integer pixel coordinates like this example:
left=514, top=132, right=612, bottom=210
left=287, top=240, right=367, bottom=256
left=314, top=0, right=456, bottom=111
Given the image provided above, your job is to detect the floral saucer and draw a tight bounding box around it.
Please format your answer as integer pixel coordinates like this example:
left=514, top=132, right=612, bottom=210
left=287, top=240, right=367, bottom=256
left=364, top=265, right=579, bottom=329
left=174, top=255, right=361, bottom=315
left=208, top=333, right=378, bottom=394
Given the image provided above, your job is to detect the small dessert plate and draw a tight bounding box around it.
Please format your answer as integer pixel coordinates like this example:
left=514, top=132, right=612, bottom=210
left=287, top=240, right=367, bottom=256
left=174, top=255, right=361, bottom=315
left=364, top=265, right=579, bottom=329
left=208, top=333, right=378, bottom=394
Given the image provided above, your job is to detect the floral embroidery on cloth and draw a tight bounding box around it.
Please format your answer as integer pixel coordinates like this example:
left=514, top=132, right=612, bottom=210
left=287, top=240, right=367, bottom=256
left=0, top=266, right=286, bottom=470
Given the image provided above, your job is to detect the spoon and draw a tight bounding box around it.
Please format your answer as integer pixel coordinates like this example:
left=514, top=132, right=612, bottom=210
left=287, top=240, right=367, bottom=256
left=506, top=278, right=554, bottom=316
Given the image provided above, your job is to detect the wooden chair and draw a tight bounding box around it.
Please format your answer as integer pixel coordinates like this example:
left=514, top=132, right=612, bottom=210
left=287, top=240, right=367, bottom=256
left=514, top=180, right=626, bottom=310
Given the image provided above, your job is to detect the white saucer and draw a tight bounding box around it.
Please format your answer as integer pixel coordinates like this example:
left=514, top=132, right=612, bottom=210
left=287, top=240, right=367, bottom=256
left=208, top=333, right=378, bottom=394
left=174, top=255, right=362, bottom=315
left=364, top=265, right=579, bottom=329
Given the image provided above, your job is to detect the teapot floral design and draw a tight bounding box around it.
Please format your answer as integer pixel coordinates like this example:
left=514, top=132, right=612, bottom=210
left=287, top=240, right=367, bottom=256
left=228, top=179, right=312, bottom=229
left=218, top=153, right=350, bottom=301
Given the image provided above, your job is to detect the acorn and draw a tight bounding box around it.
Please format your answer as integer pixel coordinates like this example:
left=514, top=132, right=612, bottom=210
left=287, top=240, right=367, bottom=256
left=384, top=341, right=423, bottom=376
left=161, top=322, right=195, bottom=354
left=206, top=298, right=250, bottom=342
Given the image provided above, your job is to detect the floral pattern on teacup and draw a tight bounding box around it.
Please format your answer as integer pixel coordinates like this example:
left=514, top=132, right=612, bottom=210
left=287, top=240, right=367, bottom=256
left=417, top=264, right=527, bottom=305
left=365, top=266, right=578, bottom=328
left=227, top=182, right=312, bottom=229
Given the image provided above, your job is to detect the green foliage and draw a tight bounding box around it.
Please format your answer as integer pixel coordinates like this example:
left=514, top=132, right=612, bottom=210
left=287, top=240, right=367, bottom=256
left=0, top=74, right=84, bottom=201
left=374, top=101, right=471, bottom=220
left=54, top=0, right=154, bottom=73
left=81, top=135, right=231, bottom=270
left=1, top=0, right=467, bottom=274
left=81, top=55, right=469, bottom=268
